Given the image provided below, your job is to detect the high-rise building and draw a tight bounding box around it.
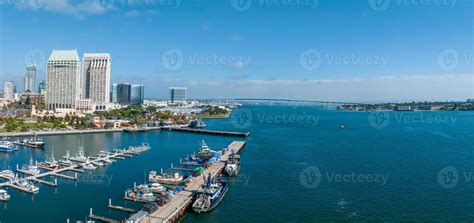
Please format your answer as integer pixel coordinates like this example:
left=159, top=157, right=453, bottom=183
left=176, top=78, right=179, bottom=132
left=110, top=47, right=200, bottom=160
left=130, top=84, right=144, bottom=105
left=3, top=81, right=16, bottom=100
left=117, top=83, right=131, bottom=105
left=46, top=49, right=81, bottom=110
left=111, top=83, right=118, bottom=103
left=82, top=53, right=111, bottom=103
left=38, top=80, right=46, bottom=95
left=169, top=87, right=186, bottom=104
left=24, top=64, right=37, bottom=93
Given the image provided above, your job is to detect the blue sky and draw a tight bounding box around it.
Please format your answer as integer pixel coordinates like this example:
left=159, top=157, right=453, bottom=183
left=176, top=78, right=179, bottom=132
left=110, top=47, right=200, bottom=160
left=0, top=0, right=472, bottom=102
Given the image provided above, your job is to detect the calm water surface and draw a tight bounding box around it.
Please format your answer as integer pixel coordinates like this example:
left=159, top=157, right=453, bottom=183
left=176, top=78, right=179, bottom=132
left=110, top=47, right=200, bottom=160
left=0, top=105, right=473, bottom=222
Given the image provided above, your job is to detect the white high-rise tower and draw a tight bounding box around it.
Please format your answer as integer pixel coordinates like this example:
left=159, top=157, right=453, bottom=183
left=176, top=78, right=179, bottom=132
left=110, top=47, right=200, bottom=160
left=82, top=53, right=111, bottom=103
left=24, top=64, right=36, bottom=92
left=46, top=49, right=81, bottom=110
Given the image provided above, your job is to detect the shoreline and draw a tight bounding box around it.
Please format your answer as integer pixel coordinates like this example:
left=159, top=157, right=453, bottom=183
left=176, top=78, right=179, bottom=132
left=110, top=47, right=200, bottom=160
left=0, top=127, right=162, bottom=137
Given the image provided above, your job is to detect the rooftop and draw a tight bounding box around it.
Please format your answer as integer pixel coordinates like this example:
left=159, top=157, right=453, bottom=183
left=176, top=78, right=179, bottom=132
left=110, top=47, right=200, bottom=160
left=48, top=49, right=80, bottom=61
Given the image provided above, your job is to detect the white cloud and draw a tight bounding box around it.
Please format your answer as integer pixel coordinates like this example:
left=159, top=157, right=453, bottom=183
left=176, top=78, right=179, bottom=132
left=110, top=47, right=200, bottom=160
left=145, top=74, right=474, bottom=102
left=124, top=9, right=158, bottom=17
left=16, top=0, right=115, bottom=19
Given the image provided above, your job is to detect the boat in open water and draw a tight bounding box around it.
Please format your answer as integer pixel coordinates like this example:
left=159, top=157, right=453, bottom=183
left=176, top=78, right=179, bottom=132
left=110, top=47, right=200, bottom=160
left=192, top=174, right=228, bottom=213
left=0, top=189, right=10, bottom=201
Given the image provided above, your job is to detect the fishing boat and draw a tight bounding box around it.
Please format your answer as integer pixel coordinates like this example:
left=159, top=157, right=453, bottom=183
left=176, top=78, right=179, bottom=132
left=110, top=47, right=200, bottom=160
left=125, top=188, right=156, bottom=202
left=149, top=183, right=166, bottom=193
left=189, top=119, right=206, bottom=129
left=37, top=155, right=60, bottom=170
left=181, top=154, right=206, bottom=166
left=59, top=151, right=73, bottom=166
left=0, top=140, right=17, bottom=152
left=196, top=140, right=217, bottom=159
left=91, top=160, right=104, bottom=167
left=20, top=163, right=40, bottom=175
left=15, top=179, right=39, bottom=193
left=69, top=148, right=88, bottom=162
left=0, top=189, right=10, bottom=201
left=100, top=156, right=115, bottom=164
left=149, top=171, right=187, bottom=185
left=21, top=134, right=45, bottom=148
left=224, top=153, right=241, bottom=177
left=0, top=169, right=15, bottom=179
left=81, top=159, right=97, bottom=170
left=192, top=174, right=228, bottom=213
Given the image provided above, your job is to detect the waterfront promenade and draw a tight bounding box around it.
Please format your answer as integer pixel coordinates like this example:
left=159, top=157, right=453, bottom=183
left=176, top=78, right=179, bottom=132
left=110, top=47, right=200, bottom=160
left=0, top=126, right=250, bottom=138
left=140, top=141, right=246, bottom=223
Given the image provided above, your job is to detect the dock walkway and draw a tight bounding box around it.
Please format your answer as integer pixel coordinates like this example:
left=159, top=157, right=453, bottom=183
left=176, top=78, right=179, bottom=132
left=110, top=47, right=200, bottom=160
left=140, top=141, right=246, bottom=223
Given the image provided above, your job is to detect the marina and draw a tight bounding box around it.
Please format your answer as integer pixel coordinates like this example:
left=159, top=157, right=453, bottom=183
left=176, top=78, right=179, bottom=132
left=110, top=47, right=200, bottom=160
left=0, top=143, right=151, bottom=200
left=142, top=141, right=245, bottom=223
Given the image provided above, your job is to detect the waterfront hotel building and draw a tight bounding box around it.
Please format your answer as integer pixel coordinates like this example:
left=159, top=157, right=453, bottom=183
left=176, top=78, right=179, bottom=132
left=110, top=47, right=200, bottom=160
left=46, top=49, right=81, bottom=110
left=82, top=53, right=111, bottom=104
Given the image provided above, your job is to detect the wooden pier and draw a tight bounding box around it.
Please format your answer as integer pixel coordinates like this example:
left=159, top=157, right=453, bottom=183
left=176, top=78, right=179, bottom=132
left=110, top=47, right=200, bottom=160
left=108, top=199, right=136, bottom=213
left=162, top=127, right=250, bottom=138
left=141, top=141, right=246, bottom=223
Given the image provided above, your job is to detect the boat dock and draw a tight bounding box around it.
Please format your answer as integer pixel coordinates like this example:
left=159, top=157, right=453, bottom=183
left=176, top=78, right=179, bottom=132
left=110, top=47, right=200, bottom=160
left=162, top=127, right=250, bottom=138
left=141, top=141, right=246, bottom=223
left=108, top=199, right=136, bottom=213
left=0, top=144, right=150, bottom=198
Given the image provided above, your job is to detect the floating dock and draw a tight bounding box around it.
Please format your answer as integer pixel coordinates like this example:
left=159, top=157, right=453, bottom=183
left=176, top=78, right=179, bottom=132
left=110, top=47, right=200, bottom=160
left=0, top=144, right=150, bottom=198
left=161, top=127, right=250, bottom=138
left=142, top=141, right=246, bottom=223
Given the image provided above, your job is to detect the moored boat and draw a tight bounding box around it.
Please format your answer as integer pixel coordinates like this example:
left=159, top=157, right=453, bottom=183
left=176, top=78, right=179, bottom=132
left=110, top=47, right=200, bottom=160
left=0, top=189, right=10, bottom=201
left=0, top=169, right=15, bottom=179
left=149, top=171, right=188, bottom=185
left=15, top=179, right=39, bottom=193
left=0, top=140, right=17, bottom=152
left=224, top=153, right=241, bottom=177
left=192, top=174, right=228, bottom=213
left=20, top=163, right=40, bottom=175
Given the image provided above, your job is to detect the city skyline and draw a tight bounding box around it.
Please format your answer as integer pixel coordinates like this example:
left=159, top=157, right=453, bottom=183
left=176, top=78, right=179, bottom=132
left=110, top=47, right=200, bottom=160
left=0, top=1, right=472, bottom=102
